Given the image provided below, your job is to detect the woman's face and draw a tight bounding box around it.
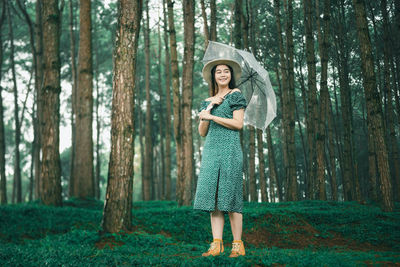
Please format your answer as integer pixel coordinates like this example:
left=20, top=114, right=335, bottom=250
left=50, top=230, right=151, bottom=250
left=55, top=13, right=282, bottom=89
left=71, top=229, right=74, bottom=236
left=214, top=64, right=231, bottom=87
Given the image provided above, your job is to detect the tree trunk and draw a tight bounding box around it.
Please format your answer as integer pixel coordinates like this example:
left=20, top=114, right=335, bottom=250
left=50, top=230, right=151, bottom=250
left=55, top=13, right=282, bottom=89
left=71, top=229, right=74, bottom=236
left=266, top=126, right=278, bottom=202
left=314, top=0, right=331, bottom=201
left=210, top=0, right=216, bottom=41
left=101, top=0, right=142, bottom=233
left=93, top=16, right=101, bottom=200
left=200, top=0, right=209, bottom=49
left=179, top=0, right=194, bottom=206
left=34, top=0, right=43, bottom=201
left=157, top=22, right=165, bottom=200
left=352, top=0, right=393, bottom=212
left=40, top=0, right=62, bottom=206
left=0, top=2, right=6, bottom=205
left=167, top=0, right=182, bottom=203
left=257, top=130, right=267, bottom=202
left=234, top=0, right=242, bottom=49
left=333, top=0, right=355, bottom=201
left=73, top=0, right=94, bottom=198
left=68, top=0, right=78, bottom=198
left=327, top=97, right=338, bottom=201
left=162, top=0, right=172, bottom=200
left=248, top=127, right=256, bottom=201
left=381, top=0, right=400, bottom=202
left=16, top=0, right=38, bottom=202
left=143, top=0, right=153, bottom=201
left=7, top=1, right=22, bottom=203
left=303, top=0, right=318, bottom=200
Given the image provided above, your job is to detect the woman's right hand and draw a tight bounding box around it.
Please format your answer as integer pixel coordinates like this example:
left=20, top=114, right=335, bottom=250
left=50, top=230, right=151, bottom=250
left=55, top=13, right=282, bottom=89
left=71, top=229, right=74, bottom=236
left=210, top=95, right=224, bottom=106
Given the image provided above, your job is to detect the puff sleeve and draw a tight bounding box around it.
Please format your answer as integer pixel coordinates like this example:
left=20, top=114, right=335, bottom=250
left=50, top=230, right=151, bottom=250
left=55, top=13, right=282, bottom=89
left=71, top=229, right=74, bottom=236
left=229, top=91, right=247, bottom=112
left=198, top=100, right=209, bottom=112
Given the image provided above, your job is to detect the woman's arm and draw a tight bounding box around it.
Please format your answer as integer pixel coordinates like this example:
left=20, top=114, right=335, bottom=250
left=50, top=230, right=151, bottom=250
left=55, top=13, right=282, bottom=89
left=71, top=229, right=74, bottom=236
left=198, top=118, right=210, bottom=137
left=199, top=108, right=245, bottom=131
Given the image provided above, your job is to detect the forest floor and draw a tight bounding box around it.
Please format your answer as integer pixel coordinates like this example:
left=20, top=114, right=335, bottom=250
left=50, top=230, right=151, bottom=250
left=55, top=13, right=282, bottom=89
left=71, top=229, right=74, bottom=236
left=0, top=199, right=399, bottom=266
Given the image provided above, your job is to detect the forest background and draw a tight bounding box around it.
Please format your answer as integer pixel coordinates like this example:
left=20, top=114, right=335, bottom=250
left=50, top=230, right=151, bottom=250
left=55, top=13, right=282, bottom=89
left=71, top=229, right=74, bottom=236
left=0, top=0, right=399, bottom=225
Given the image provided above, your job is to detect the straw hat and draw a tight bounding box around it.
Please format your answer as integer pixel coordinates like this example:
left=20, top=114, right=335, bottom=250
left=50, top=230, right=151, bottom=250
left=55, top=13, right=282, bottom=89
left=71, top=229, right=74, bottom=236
left=202, top=59, right=242, bottom=85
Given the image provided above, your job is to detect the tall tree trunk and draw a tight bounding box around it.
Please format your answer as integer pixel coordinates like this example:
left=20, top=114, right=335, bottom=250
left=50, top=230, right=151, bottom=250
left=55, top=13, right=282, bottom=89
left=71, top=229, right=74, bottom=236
left=257, top=130, right=267, bottom=202
left=7, top=2, right=22, bottom=203
left=179, top=0, right=194, bottom=206
left=210, top=0, right=216, bottom=41
left=0, top=2, right=6, bottom=205
left=16, top=0, right=38, bottom=202
left=303, top=0, right=318, bottom=199
left=101, top=0, right=142, bottom=233
left=266, top=126, right=278, bottom=202
left=200, top=0, right=209, bottom=49
left=68, top=0, right=78, bottom=198
left=40, top=0, right=62, bottom=206
left=333, top=0, right=355, bottom=201
left=34, top=0, right=43, bottom=201
left=276, top=0, right=297, bottom=201
left=162, top=0, right=172, bottom=201
left=314, top=0, right=331, bottom=201
left=143, top=0, right=153, bottom=201
left=93, top=16, right=101, bottom=200
left=327, top=97, right=338, bottom=201
left=275, top=67, right=284, bottom=201
left=352, top=0, right=393, bottom=212
left=286, top=0, right=297, bottom=201
left=167, top=0, right=182, bottom=203
left=73, top=0, right=94, bottom=198
left=234, top=0, right=248, bottom=201
left=157, top=22, right=165, bottom=200
left=381, top=0, right=400, bottom=202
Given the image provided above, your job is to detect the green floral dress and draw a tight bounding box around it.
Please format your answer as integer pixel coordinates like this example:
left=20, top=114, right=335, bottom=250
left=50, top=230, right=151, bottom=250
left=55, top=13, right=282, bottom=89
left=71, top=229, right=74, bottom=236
left=194, top=91, right=247, bottom=213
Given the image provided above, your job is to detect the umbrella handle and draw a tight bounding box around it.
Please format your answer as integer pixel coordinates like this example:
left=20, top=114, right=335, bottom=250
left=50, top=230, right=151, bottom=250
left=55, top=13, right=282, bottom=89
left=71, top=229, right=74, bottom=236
left=205, top=103, right=214, bottom=111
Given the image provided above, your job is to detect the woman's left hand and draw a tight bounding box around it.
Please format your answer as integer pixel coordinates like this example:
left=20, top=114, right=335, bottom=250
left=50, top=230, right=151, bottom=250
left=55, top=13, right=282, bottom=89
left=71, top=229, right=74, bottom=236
left=199, top=110, right=214, bottom=121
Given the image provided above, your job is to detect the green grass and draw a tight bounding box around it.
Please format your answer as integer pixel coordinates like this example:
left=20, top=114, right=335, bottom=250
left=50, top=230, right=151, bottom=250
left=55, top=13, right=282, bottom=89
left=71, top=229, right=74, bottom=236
left=0, top=199, right=399, bottom=266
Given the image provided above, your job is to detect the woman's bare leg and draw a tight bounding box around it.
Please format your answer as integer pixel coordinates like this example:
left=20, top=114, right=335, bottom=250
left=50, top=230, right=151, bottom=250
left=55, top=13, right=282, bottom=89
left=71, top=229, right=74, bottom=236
left=228, top=212, right=243, bottom=241
left=210, top=210, right=225, bottom=239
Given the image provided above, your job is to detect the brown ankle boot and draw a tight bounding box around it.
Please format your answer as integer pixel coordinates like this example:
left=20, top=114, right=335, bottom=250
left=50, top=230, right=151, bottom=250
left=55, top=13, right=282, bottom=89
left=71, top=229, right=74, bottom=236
left=202, top=239, right=224, bottom=257
left=229, top=240, right=245, bottom=257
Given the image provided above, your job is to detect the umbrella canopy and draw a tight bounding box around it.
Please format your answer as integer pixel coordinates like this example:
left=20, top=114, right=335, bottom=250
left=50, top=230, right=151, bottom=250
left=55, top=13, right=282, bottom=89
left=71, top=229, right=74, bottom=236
left=202, top=41, right=277, bottom=131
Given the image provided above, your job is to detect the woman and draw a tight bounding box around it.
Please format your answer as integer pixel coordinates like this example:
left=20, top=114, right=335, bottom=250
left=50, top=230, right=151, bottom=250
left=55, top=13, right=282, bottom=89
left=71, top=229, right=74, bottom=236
left=194, top=58, right=247, bottom=258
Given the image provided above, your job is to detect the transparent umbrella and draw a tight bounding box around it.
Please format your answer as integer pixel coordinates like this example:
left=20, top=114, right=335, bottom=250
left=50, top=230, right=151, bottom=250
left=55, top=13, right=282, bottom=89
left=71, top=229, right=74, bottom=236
left=202, top=41, right=277, bottom=131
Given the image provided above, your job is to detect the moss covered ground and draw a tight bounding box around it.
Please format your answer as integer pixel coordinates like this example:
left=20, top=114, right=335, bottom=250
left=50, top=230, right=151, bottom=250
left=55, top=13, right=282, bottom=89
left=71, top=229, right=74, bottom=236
left=0, top=199, right=399, bottom=266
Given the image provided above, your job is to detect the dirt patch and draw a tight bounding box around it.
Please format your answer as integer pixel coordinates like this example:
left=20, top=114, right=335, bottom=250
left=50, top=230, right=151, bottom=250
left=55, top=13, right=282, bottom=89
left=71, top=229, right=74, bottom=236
left=95, top=235, right=125, bottom=250
left=244, top=213, right=394, bottom=252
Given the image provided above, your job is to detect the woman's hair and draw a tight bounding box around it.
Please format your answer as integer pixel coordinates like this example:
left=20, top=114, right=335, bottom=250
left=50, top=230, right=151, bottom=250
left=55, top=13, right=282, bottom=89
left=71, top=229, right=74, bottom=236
left=210, top=64, right=236, bottom=96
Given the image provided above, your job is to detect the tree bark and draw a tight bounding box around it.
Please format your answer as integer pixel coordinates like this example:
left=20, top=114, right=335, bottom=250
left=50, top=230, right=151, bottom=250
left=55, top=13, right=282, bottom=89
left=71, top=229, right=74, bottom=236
left=200, top=0, right=209, bottom=49
left=333, top=0, right=355, bottom=201
left=101, top=0, right=142, bottom=233
left=73, top=0, right=94, bottom=198
left=179, top=0, right=195, bottom=206
left=266, top=126, right=278, bottom=202
left=157, top=21, right=165, bottom=200
left=40, top=0, right=62, bottom=206
left=93, top=15, right=101, bottom=200
left=314, top=0, right=331, bottom=201
left=381, top=0, right=400, bottom=202
left=16, top=0, right=38, bottom=202
left=68, top=0, right=78, bottom=198
left=352, top=0, right=393, bottom=212
left=210, top=0, right=216, bottom=41
left=143, top=0, right=153, bottom=201
left=162, top=0, right=172, bottom=201
left=34, top=0, right=43, bottom=201
left=167, top=0, right=182, bottom=203
left=257, top=129, right=267, bottom=202
left=7, top=1, right=22, bottom=203
left=303, top=0, right=318, bottom=199
left=0, top=1, right=6, bottom=205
